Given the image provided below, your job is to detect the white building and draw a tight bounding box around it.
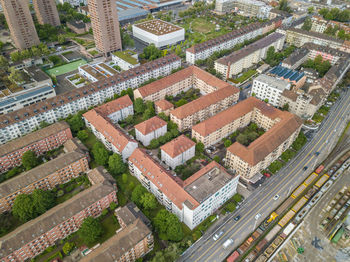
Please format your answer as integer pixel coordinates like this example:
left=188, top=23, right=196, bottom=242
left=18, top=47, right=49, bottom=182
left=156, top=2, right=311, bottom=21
left=0, top=54, right=181, bottom=145
left=215, top=33, right=285, bottom=79
left=112, top=50, right=140, bottom=70
left=83, top=109, right=138, bottom=161
left=134, top=116, right=167, bottom=146
left=160, top=135, right=196, bottom=170
left=132, top=19, right=185, bottom=48
left=94, top=95, right=133, bottom=124
left=185, top=18, right=281, bottom=64
left=129, top=148, right=239, bottom=229
left=57, top=0, right=87, bottom=6
left=252, top=74, right=291, bottom=107
left=78, top=63, right=116, bottom=83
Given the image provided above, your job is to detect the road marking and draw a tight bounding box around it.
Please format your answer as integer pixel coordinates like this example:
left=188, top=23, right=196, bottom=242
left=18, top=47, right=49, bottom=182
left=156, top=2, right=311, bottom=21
left=192, top=95, right=350, bottom=262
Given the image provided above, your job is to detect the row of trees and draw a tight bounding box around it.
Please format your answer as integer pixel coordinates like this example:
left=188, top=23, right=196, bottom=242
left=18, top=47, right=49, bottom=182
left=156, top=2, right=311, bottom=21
left=57, top=2, right=90, bottom=24
left=10, top=43, right=51, bottom=62
left=324, top=25, right=350, bottom=41
left=319, top=8, right=350, bottom=22
left=302, top=55, right=331, bottom=77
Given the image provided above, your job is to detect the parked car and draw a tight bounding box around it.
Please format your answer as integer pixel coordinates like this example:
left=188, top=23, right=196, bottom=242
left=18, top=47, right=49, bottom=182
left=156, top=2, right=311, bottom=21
left=273, top=194, right=280, bottom=201
left=213, top=231, right=224, bottom=241
left=234, top=215, right=241, bottom=221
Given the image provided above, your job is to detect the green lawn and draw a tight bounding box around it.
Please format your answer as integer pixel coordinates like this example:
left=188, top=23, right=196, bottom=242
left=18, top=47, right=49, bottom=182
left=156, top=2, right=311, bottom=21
left=46, top=59, right=87, bottom=77
left=191, top=18, right=215, bottom=33
left=231, top=69, right=257, bottom=84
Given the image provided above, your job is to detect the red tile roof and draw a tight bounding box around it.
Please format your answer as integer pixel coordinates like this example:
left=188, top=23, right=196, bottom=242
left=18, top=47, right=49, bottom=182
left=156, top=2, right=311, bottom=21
left=95, top=95, right=132, bottom=117
left=129, top=148, right=199, bottom=209
left=135, top=66, right=231, bottom=98
left=134, top=116, right=167, bottom=136
left=160, top=135, right=195, bottom=158
left=155, top=99, right=174, bottom=111
left=83, top=110, right=136, bottom=152
left=170, top=85, right=239, bottom=120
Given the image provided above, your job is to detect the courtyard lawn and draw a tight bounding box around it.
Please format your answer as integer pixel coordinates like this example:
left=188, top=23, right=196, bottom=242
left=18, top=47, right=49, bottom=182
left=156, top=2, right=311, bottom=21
left=230, top=69, right=257, bottom=84
left=191, top=18, right=215, bottom=33
left=46, top=59, right=87, bottom=77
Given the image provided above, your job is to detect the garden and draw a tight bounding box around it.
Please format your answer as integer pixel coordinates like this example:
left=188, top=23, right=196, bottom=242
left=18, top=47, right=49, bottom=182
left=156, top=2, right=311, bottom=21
left=165, top=88, right=201, bottom=108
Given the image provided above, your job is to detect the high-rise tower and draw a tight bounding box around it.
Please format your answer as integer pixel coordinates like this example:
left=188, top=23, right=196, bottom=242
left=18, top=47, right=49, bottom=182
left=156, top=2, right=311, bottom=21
left=0, top=0, right=40, bottom=50
left=33, top=0, right=61, bottom=27
left=88, top=0, right=122, bottom=56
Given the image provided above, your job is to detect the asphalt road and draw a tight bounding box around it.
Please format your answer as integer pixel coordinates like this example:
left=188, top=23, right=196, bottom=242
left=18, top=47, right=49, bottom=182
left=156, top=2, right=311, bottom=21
left=179, top=88, right=350, bottom=262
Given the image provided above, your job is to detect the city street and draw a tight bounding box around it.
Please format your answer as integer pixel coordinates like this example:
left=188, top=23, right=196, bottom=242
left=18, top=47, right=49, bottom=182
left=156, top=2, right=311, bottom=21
left=179, top=88, right=350, bottom=262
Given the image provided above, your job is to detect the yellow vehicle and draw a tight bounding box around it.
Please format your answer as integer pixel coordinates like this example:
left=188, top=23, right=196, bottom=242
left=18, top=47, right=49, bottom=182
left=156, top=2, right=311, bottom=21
left=267, top=212, right=279, bottom=223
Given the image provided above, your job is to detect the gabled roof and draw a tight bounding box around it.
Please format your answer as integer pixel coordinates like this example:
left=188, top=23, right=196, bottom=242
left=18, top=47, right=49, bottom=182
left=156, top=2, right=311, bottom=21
left=160, top=135, right=195, bottom=158
left=95, top=95, right=133, bottom=117
left=134, top=116, right=167, bottom=136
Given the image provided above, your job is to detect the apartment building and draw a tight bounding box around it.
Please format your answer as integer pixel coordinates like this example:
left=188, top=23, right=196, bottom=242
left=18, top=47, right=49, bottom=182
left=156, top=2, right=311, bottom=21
left=268, top=66, right=306, bottom=90
left=0, top=167, right=117, bottom=262
left=285, top=28, right=350, bottom=53
left=215, top=33, right=286, bottom=79
left=132, top=19, right=185, bottom=48
left=311, top=16, right=350, bottom=34
left=94, top=95, right=133, bottom=124
left=0, top=54, right=181, bottom=145
left=112, top=50, right=140, bottom=70
left=186, top=18, right=282, bottom=64
left=33, top=0, right=61, bottom=27
left=0, top=150, right=89, bottom=213
left=63, top=138, right=90, bottom=161
left=80, top=218, right=153, bottom=262
left=88, top=0, right=122, bottom=56
left=191, top=98, right=302, bottom=181
left=215, top=0, right=271, bottom=18
left=83, top=109, right=138, bottom=161
left=0, top=0, right=40, bottom=49
left=154, top=99, right=174, bottom=116
left=281, top=47, right=309, bottom=70
left=170, top=85, right=239, bottom=131
left=134, top=66, right=230, bottom=102
left=252, top=74, right=291, bottom=107
left=0, top=122, right=72, bottom=173
left=135, top=116, right=167, bottom=146
left=304, top=43, right=350, bottom=65
left=160, top=135, right=196, bottom=170
left=129, top=149, right=238, bottom=229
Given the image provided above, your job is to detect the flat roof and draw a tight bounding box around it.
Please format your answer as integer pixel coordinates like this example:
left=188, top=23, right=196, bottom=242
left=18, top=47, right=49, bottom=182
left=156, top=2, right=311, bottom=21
left=134, top=19, right=183, bottom=36
left=113, top=50, right=138, bottom=65
left=184, top=161, right=234, bottom=203
left=254, top=74, right=290, bottom=91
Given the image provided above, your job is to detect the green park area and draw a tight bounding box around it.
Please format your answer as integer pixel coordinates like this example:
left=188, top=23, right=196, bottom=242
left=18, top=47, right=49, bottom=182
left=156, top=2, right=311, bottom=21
left=46, top=59, right=87, bottom=77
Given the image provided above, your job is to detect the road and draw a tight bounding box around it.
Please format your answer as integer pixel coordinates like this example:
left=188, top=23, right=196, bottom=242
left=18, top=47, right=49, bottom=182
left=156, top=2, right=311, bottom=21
left=179, top=88, right=350, bottom=262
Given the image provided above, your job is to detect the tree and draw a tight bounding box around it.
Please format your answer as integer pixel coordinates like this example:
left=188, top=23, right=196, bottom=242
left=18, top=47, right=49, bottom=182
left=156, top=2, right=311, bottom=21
left=302, top=17, right=312, bottom=31
left=143, top=108, right=155, bottom=120
left=67, top=114, right=84, bottom=133
left=236, top=134, right=249, bottom=146
left=282, top=103, right=289, bottom=111
left=175, top=99, right=187, bottom=107
left=109, top=202, right=118, bottom=210
left=77, top=130, right=88, bottom=141
left=307, top=7, right=314, bottom=14
left=0, top=55, right=8, bottom=68
left=224, top=139, right=232, bottom=148
left=131, top=185, right=147, bottom=206
left=108, top=154, right=126, bottom=176
left=92, top=142, right=109, bottom=166
left=154, top=209, right=183, bottom=241
left=149, top=139, right=160, bottom=149
left=22, top=150, right=39, bottom=170
left=140, top=44, right=162, bottom=61
left=12, top=194, right=36, bottom=222
left=195, top=142, right=204, bottom=155
left=32, top=189, right=55, bottom=215
left=134, top=98, right=145, bottom=114
left=124, top=115, right=134, bottom=125
left=122, top=173, right=128, bottom=184
left=140, top=192, right=158, bottom=210
left=62, top=242, right=75, bottom=255
left=58, top=35, right=66, bottom=44
left=78, top=217, right=103, bottom=244
left=278, top=0, right=291, bottom=13
left=154, top=209, right=170, bottom=234
left=213, top=156, right=220, bottom=163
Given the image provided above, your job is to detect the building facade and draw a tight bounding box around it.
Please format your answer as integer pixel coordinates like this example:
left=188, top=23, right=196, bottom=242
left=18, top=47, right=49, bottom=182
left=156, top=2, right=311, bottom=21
left=154, top=99, right=174, bottom=116
left=133, top=66, right=230, bottom=102
left=88, top=0, right=122, bottom=56
left=0, top=122, right=72, bottom=173
left=215, top=33, right=285, bottom=79
left=251, top=74, right=291, bottom=107
left=94, top=95, right=134, bottom=124
left=0, top=0, right=40, bottom=49
left=215, top=0, right=271, bottom=18
left=135, top=116, right=167, bottom=146
left=129, top=149, right=238, bottom=229
left=132, top=19, right=185, bottom=48
left=170, top=86, right=239, bottom=131
left=33, top=0, right=61, bottom=27
left=83, top=109, right=138, bottom=162
left=160, top=135, right=196, bottom=170
left=0, top=151, right=89, bottom=213
left=0, top=55, right=181, bottom=145
left=112, top=50, right=140, bottom=70
left=0, top=167, right=117, bottom=262
left=191, top=98, right=302, bottom=181
left=185, top=18, right=282, bottom=64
